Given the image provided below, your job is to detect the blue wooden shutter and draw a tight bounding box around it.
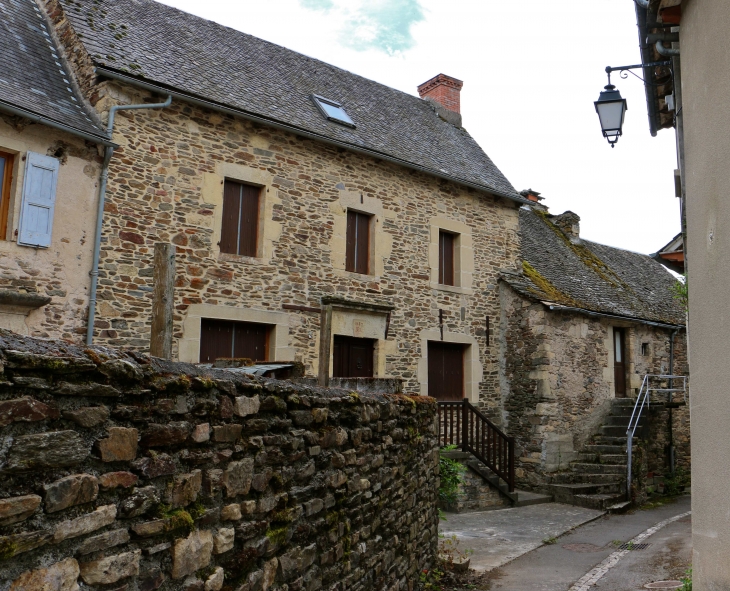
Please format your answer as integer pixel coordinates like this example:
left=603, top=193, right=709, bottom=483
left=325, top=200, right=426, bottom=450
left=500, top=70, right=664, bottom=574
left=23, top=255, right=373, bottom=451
left=18, top=152, right=59, bottom=248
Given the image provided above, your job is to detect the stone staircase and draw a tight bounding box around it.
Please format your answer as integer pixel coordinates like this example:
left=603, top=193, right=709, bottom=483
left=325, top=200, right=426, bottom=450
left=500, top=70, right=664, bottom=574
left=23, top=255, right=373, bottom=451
left=546, top=398, right=642, bottom=512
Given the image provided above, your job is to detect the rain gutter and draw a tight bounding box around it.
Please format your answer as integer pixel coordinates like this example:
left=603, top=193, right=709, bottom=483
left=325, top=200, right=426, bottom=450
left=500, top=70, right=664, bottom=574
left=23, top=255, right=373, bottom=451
left=0, top=100, right=114, bottom=147
left=95, top=67, right=530, bottom=206
left=545, top=303, right=684, bottom=331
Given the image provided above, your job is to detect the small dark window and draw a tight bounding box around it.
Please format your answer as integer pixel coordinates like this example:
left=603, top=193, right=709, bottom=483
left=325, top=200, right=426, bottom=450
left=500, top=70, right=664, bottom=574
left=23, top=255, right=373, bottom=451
left=220, top=180, right=260, bottom=257
left=346, top=210, right=370, bottom=274
left=311, top=95, right=356, bottom=128
left=641, top=343, right=649, bottom=356
left=0, top=150, right=15, bottom=240
left=333, top=335, right=374, bottom=378
left=200, top=319, right=269, bottom=363
left=439, top=230, right=455, bottom=286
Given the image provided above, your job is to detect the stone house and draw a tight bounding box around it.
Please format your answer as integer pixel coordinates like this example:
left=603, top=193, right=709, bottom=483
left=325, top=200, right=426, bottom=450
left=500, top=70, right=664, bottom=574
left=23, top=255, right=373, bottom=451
left=498, top=196, right=688, bottom=492
left=37, top=0, right=529, bottom=407
left=0, top=0, right=110, bottom=338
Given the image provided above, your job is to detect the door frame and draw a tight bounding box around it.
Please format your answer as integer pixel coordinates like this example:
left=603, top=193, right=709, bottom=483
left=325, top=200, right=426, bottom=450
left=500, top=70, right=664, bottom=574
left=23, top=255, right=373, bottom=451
left=613, top=327, right=628, bottom=398
left=417, top=329, right=482, bottom=402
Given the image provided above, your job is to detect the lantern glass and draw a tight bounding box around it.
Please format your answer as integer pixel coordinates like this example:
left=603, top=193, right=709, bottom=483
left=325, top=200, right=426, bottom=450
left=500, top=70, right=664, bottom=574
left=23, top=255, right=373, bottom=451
left=595, top=84, right=627, bottom=146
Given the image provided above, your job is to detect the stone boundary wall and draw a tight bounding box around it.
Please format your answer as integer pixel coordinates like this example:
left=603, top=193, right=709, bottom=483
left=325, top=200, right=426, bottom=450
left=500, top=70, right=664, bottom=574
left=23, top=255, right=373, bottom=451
left=0, top=329, right=438, bottom=591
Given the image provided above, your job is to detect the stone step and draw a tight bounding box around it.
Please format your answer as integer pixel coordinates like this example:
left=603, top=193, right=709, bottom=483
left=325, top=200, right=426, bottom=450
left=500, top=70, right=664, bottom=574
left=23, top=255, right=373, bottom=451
left=514, top=489, right=553, bottom=508
left=582, top=444, right=625, bottom=455
left=570, top=462, right=625, bottom=474
left=576, top=453, right=627, bottom=465
left=546, top=482, right=622, bottom=505
left=606, top=501, right=632, bottom=514
left=604, top=415, right=645, bottom=427
left=600, top=425, right=634, bottom=438
left=611, top=398, right=638, bottom=406
left=573, top=492, right=627, bottom=511
left=592, top=436, right=639, bottom=446
left=547, top=472, right=625, bottom=485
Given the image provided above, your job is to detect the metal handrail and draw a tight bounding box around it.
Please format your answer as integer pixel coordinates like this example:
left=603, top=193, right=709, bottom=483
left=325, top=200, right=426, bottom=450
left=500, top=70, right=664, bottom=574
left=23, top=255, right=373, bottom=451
left=626, top=374, right=688, bottom=499
left=438, top=398, right=515, bottom=492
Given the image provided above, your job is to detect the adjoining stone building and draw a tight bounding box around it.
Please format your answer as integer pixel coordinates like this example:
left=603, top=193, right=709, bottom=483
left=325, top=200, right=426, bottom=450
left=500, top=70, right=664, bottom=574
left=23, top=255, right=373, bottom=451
left=498, top=197, right=688, bottom=494
left=37, top=0, right=530, bottom=408
left=0, top=0, right=110, bottom=338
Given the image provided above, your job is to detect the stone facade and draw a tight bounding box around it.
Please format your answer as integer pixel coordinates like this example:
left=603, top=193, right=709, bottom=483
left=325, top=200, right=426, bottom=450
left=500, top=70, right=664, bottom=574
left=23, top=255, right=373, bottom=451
left=0, top=114, right=102, bottom=339
left=62, top=75, right=520, bottom=408
left=0, top=329, right=439, bottom=590
left=499, top=283, right=689, bottom=488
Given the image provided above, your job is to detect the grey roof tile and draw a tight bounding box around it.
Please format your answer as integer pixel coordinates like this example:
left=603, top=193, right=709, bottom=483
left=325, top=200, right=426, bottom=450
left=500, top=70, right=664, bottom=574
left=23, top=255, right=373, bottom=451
left=0, top=0, right=106, bottom=140
left=59, top=0, right=520, bottom=198
left=502, top=207, right=685, bottom=326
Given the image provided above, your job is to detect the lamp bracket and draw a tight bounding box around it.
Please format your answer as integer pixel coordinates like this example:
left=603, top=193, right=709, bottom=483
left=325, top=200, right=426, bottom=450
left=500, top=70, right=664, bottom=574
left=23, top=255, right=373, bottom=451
left=604, top=61, right=671, bottom=85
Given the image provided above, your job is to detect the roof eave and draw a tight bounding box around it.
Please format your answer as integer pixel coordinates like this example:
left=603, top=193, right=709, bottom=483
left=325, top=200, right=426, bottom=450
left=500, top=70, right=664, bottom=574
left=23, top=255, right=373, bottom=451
left=96, top=67, right=529, bottom=206
left=636, top=3, right=661, bottom=137
left=0, top=100, right=115, bottom=147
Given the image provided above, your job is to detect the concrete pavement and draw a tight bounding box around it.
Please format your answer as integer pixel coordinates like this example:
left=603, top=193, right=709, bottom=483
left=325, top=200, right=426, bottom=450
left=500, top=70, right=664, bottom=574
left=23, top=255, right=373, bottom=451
left=439, top=503, right=605, bottom=572
left=487, top=495, right=691, bottom=591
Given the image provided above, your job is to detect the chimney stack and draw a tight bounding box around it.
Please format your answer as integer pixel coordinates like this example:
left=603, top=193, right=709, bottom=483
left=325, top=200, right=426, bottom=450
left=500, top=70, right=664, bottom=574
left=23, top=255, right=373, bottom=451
left=520, top=188, right=543, bottom=203
left=552, top=211, right=581, bottom=243
left=418, top=74, right=463, bottom=114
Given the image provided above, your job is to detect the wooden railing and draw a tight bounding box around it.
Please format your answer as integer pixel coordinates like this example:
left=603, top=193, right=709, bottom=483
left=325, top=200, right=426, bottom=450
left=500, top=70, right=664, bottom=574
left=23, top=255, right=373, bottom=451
left=438, top=398, right=515, bottom=492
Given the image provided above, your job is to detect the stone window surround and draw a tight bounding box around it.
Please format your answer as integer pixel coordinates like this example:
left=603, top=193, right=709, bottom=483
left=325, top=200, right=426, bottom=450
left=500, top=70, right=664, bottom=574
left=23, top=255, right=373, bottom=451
left=179, top=303, right=296, bottom=363
left=202, top=162, right=282, bottom=264
left=330, top=190, right=392, bottom=279
left=428, top=217, right=474, bottom=295
left=417, top=329, right=483, bottom=402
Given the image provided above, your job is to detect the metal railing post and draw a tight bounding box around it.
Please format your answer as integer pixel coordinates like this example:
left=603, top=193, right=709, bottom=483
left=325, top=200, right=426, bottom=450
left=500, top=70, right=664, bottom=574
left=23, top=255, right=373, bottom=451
left=508, top=437, right=515, bottom=492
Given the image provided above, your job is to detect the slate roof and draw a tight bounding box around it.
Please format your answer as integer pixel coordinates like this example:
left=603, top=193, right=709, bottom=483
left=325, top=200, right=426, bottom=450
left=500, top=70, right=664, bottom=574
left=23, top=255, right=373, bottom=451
left=501, top=207, right=685, bottom=326
left=0, top=0, right=107, bottom=141
left=57, top=0, right=521, bottom=200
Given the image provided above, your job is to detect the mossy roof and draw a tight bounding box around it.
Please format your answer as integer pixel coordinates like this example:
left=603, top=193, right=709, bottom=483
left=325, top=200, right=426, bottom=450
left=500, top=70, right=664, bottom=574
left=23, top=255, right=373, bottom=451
left=501, top=207, right=684, bottom=326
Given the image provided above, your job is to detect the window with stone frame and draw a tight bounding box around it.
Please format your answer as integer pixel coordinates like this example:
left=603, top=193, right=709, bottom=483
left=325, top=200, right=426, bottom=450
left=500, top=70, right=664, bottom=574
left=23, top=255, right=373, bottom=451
left=220, top=179, right=260, bottom=257
left=438, top=230, right=457, bottom=286
left=199, top=318, right=270, bottom=363
left=346, top=209, right=371, bottom=274
left=0, top=150, right=13, bottom=240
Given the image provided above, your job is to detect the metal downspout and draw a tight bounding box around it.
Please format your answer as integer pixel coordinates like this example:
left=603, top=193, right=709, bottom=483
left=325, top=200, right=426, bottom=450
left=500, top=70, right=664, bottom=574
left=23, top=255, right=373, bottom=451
left=668, top=329, right=678, bottom=474
left=86, top=95, right=172, bottom=346
left=656, top=40, right=680, bottom=57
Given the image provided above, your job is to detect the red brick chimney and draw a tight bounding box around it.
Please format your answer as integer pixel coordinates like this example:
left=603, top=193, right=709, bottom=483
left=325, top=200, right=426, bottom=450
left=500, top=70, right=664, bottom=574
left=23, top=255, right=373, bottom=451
left=418, top=74, right=463, bottom=114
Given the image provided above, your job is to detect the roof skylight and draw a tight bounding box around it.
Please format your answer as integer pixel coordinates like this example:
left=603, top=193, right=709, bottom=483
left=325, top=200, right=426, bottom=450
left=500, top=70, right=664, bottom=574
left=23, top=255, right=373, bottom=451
left=311, top=95, right=355, bottom=128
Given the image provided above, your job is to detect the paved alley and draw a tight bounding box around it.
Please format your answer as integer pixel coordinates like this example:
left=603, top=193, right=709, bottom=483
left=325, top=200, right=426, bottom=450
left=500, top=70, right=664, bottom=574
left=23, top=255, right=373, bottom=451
left=486, top=495, right=692, bottom=591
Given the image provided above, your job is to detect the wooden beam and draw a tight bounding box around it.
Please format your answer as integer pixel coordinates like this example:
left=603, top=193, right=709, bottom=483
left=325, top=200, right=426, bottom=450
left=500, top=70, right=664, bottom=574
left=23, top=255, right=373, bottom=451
left=150, top=243, right=175, bottom=360
left=318, top=304, right=333, bottom=387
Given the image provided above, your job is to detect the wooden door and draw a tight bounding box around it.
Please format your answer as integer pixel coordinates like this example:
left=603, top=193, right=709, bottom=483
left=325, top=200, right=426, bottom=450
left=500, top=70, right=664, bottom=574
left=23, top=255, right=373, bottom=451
left=332, top=336, right=374, bottom=378
left=232, top=322, right=268, bottom=361
left=614, top=328, right=627, bottom=397
left=428, top=341, right=464, bottom=401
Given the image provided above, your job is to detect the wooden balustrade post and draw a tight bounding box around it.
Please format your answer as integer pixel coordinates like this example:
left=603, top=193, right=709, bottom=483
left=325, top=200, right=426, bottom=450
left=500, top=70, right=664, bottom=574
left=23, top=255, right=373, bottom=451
left=461, top=398, right=468, bottom=452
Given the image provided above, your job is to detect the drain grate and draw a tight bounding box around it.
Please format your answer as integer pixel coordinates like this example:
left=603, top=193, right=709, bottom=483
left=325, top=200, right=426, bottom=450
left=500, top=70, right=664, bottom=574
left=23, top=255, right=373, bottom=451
left=644, top=581, right=683, bottom=589
left=619, top=542, right=651, bottom=550
left=562, top=543, right=604, bottom=553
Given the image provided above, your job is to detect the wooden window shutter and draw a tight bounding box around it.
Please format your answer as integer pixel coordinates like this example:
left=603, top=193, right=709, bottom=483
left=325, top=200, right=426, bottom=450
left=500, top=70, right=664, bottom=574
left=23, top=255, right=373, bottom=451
left=0, top=151, right=14, bottom=240
left=346, top=210, right=370, bottom=274
left=238, top=184, right=259, bottom=257
left=17, top=152, right=59, bottom=248
left=220, top=180, right=260, bottom=257
left=220, top=180, right=241, bottom=255
left=439, top=231, right=455, bottom=286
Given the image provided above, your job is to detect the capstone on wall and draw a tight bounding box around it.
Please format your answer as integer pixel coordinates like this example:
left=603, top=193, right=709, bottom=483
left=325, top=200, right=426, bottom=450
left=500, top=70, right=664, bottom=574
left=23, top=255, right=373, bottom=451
left=499, top=283, right=689, bottom=488
left=0, top=329, right=438, bottom=591
left=83, top=79, right=519, bottom=412
left=0, top=114, right=101, bottom=340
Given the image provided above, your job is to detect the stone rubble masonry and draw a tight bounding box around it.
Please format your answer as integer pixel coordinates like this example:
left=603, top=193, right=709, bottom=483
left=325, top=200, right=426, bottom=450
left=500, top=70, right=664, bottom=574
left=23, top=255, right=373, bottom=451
left=499, top=284, right=690, bottom=490
left=33, top=0, right=522, bottom=412
left=0, top=329, right=439, bottom=590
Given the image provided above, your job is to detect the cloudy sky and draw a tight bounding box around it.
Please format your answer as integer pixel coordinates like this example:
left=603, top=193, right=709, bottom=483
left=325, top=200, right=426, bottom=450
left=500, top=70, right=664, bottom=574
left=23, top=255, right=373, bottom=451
left=159, top=0, right=680, bottom=255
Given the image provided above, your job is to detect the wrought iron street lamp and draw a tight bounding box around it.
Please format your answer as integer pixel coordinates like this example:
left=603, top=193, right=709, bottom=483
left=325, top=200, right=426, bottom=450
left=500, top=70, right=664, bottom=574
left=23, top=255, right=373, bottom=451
left=595, top=61, right=670, bottom=148
left=595, top=83, right=627, bottom=148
